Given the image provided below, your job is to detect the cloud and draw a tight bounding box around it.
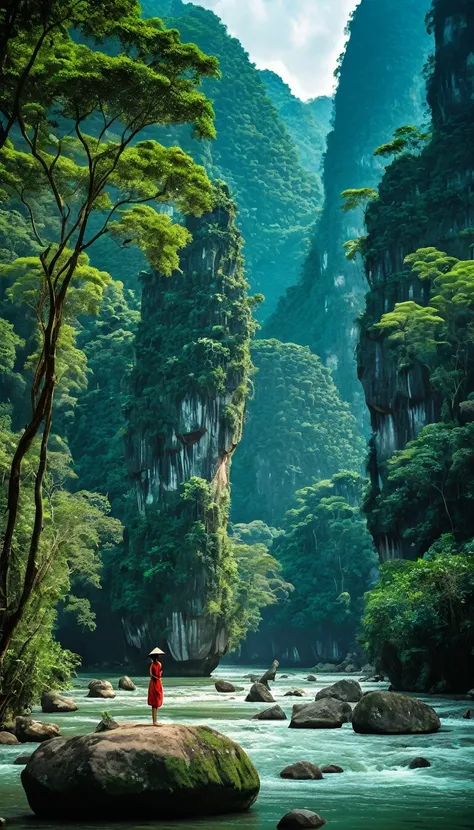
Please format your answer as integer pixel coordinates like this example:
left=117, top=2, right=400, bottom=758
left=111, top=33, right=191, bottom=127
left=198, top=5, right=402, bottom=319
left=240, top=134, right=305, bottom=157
left=190, top=0, right=359, bottom=99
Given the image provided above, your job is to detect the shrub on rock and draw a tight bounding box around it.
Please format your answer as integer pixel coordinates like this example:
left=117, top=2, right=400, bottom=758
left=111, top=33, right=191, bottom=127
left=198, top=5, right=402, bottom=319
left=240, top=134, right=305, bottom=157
left=21, top=724, right=260, bottom=820
left=352, top=692, right=440, bottom=734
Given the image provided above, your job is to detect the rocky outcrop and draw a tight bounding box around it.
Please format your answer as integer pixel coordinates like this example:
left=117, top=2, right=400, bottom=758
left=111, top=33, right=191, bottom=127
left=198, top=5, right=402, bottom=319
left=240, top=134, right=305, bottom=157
left=315, top=679, right=363, bottom=703
left=352, top=692, right=441, bottom=734
left=280, top=762, right=323, bottom=780
left=21, top=724, right=260, bottom=820
left=15, top=717, right=60, bottom=743
left=121, top=187, right=254, bottom=676
left=41, top=692, right=77, bottom=713
left=289, top=699, right=350, bottom=729
left=358, top=0, right=474, bottom=561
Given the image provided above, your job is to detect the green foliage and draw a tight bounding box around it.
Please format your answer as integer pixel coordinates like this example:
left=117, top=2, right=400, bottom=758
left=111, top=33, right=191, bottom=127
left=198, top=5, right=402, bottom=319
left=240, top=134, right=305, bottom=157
left=140, top=0, right=322, bottom=316
left=0, top=412, right=122, bottom=718
left=362, top=542, right=474, bottom=691
left=232, top=340, right=365, bottom=526
left=374, top=125, right=431, bottom=157
left=341, top=188, right=379, bottom=213
left=270, top=472, right=377, bottom=642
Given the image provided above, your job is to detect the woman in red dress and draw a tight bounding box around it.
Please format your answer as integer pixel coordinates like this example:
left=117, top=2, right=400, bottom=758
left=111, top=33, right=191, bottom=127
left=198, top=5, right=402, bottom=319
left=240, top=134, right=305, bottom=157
left=147, top=647, right=164, bottom=726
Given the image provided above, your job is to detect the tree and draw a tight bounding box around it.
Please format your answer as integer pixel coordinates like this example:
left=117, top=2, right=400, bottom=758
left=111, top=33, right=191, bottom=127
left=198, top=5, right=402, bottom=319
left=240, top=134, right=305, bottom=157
left=0, top=3, right=218, bottom=674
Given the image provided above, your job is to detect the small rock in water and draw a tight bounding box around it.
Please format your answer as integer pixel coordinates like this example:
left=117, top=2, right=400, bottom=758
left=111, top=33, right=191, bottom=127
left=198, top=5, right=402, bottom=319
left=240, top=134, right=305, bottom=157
left=13, top=754, right=32, bottom=765
left=95, top=713, right=120, bottom=733
left=284, top=689, right=306, bottom=697
left=467, top=688, right=474, bottom=700
left=280, top=675, right=289, bottom=679
left=118, top=676, right=136, bottom=692
left=0, top=731, right=19, bottom=745
left=409, top=757, right=431, bottom=769
left=87, top=679, right=115, bottom=699
left=463, top=709, right=473, bottom=719
left=252, top=705, right=287, bottom=721
left=321, top=764, right=344, bottom=773
left=277, top=809, right=326, bottom=828
left=15, top=716, right=60, bottom=743
left=280, top=761, right=323, bottom=780
left=246, top=682, right=275, bottom=703
left=315, top=678, right=363, bottom=703
left=215, top=679, right=236, bottom=693
left=306, top=675, right=317, bottom=682
left=41, top=692, right=77, bottom=713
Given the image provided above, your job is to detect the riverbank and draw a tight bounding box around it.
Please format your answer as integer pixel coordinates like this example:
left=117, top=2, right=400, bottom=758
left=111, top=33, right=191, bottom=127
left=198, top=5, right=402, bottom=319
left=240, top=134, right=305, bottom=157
left=1, top=668, right=473, bottom=829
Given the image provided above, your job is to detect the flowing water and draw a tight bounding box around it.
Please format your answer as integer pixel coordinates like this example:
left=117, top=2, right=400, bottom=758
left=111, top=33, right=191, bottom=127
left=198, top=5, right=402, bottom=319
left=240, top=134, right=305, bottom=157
left=1, top=667, right=473, bottom=829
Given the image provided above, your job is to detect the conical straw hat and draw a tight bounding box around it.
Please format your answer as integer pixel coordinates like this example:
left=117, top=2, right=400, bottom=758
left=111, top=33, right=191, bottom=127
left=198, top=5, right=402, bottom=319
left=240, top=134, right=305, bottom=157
left=148, top=647, right=165, bottom=656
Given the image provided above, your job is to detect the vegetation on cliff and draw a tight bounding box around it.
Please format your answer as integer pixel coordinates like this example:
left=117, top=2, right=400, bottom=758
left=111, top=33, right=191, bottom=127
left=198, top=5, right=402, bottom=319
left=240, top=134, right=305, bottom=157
left=231, top=340, right=365, bottom=526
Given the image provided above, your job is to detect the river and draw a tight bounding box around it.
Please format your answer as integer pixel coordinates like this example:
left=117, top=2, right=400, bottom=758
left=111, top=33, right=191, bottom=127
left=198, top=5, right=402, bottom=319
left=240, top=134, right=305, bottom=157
left=1, top=667, right=473, bottom=829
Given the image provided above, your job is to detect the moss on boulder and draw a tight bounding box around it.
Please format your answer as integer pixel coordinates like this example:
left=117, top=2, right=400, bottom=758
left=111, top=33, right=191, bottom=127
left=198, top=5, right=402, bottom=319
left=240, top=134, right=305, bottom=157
left=21, top=724, right=260, bottom=820
left=352, top=691, right=441, bottom=734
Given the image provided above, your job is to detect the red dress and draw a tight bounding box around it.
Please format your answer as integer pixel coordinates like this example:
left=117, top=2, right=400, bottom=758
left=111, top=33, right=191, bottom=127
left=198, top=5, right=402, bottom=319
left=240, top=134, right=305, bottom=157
left=148, top=661, right=163, bottom=708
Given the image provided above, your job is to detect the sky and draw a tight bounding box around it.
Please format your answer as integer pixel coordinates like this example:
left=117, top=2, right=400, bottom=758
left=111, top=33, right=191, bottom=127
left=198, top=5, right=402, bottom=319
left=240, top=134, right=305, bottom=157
left=190, top=0, right=360, bottom=101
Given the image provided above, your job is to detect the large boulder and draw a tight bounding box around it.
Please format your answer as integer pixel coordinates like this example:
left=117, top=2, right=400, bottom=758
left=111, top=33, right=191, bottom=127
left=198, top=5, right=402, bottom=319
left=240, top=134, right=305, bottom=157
left=15, top=716, right=60, bottom=743
left=252, top=705, right=287, bottom=721
left=315, top=679, right=363, bottom=703
left=352, top=692, right=441, bottom=735
left=118, top=676, right=136, bottom=692
left=21, top=724, right=260, bottom=820
left=87, top=679, right=115, bottom=699
left=0, top=731, right=19, bottom=745
left=280, top=761, right=323, bottom=780
left=245, top=683, right=275, bottom=703
left=277, top=809, right=326, bottom=828
left=215, top=680, right=236, bottom=693
left=289, top=698, right=350, bottom=729
left=41, top=692, right=77, bottom=713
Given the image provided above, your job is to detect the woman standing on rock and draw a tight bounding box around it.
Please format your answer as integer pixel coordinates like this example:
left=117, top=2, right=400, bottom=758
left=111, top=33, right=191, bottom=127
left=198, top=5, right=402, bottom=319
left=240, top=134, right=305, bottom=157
left=148, top=647, right=165, bottom=726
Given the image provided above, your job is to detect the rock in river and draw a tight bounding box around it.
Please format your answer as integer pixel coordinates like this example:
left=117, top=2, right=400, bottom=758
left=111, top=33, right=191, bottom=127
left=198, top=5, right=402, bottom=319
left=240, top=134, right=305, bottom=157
left=252, top=705, right=287, bottom=721
left=352, top=692, right=441, bottom=734
left=315, top=678, right=363, bottom=703
left=321, top=764, right=344, bottom=774
left=409, top=757, right=431, bottom=769
left=215, top=679, right=236, bottom=693
left=245, top=682, right=275, bottom=703
left=284, top=689, right=306, bottom=697
left=118, top=676, right=136, bottom=691
left=41, top=691, right=77, bottom=713
left=21, top=724, right=260, bottom=820
left=277, top=809, right=326, bottom=828
left=87, top=679, right=115, bottom=699
left=0, top=731, right=19, bottom=745
left=280, top=761, right=323, bottom=780
left=289, top=698, right=350, bottom=729
left=15, top=717, right=60, bottom=743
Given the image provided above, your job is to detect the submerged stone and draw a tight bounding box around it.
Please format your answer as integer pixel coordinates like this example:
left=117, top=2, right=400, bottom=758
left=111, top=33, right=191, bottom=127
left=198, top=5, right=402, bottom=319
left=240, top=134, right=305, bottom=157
left=277, top=809, right=326, bottom=828
left=280, top=761, right=323, bottom=780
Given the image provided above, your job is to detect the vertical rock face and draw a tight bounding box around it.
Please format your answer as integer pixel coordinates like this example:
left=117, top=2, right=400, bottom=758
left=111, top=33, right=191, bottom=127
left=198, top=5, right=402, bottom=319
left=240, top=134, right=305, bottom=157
left=358, top=0, right=474, bottom=560
left=120, top=186, right=254, bottom=674
left=265, top=0, right=432, bottom=420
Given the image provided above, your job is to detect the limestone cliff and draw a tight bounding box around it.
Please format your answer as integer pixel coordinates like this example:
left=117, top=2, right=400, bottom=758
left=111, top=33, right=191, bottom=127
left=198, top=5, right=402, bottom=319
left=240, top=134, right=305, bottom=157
left=119, top=185, right=254, bottom=674
left=358, top=0, right=474, bottom=560
left=265, top=0, right=432, bottom=420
